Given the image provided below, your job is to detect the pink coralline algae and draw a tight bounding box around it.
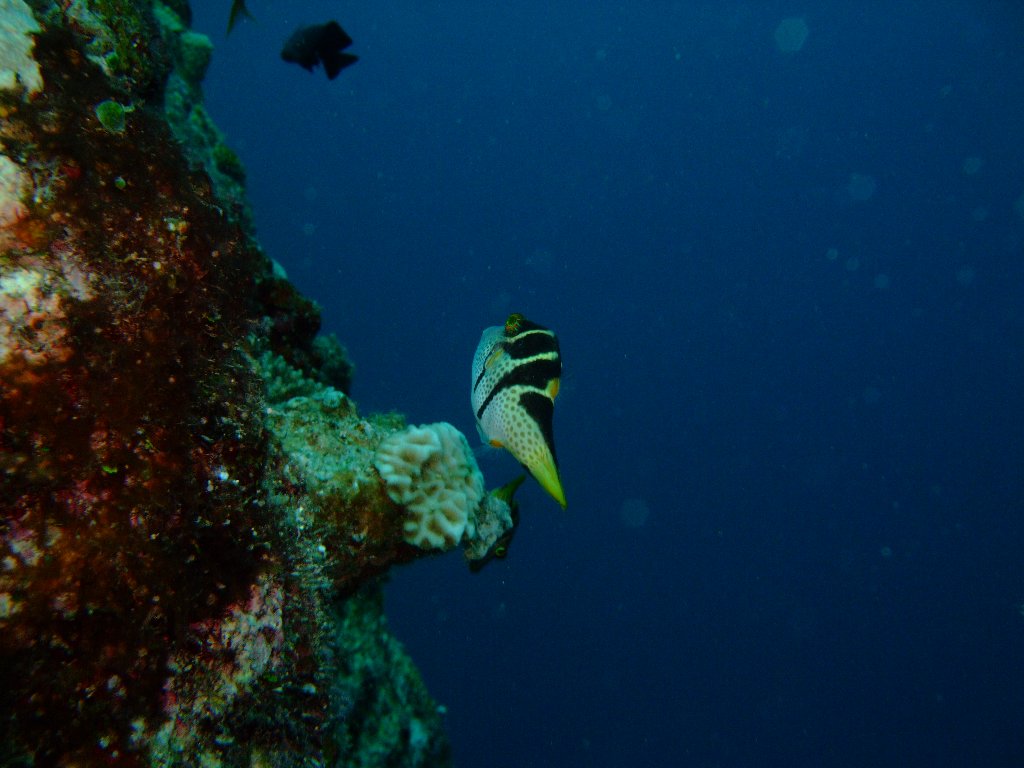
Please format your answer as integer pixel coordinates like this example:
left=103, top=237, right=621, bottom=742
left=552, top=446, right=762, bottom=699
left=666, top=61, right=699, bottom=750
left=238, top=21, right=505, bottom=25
left=160, top=573, right=288, bottom=751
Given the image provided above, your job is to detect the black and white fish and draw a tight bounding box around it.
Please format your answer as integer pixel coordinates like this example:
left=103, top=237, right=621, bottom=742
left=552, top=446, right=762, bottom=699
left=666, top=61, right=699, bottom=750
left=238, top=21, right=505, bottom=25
left=471, top=313, right=566, bottom=508
left=281, top=21, right=358, bottom=80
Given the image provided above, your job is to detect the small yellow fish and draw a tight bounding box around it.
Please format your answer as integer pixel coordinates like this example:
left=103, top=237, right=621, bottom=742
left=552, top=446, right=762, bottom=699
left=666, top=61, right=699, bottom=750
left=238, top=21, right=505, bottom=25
left=471, top=313, right=566, bottom=508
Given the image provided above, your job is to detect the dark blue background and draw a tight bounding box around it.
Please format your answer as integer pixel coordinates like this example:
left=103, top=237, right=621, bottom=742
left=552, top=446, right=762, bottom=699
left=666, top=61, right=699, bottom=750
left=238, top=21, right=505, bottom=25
left=192, top=2, right=1024, bottom=765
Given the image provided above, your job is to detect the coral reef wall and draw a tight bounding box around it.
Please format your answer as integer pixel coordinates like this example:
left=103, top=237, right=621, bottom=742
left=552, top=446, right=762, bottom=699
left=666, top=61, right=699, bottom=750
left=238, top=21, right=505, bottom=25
left=0, top=1, right=488, bottom=765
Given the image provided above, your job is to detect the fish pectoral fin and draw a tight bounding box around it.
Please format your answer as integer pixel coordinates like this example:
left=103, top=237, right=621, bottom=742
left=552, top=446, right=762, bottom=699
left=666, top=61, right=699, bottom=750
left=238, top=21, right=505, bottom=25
left=547, top=378, right=560, bottom=399
left=489, top=439, right=504, bottom=448
left=485, top=348, right=505, bottom=368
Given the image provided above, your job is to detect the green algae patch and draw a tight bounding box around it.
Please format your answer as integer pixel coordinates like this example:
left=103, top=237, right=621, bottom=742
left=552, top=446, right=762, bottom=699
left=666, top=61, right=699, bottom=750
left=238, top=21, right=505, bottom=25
left=94, top=98, right=126, bottom=132
left=213, top=142, right=245, bottom=183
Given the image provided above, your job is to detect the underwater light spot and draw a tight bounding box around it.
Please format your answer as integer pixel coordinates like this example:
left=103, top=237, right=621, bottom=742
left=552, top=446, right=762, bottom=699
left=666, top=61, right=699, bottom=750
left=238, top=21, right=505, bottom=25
left=825, top=247, right=839, bottom=261
left=489, top=290, right=512, bottom=315
left=775, top=125, right=807, bottom=160
left=845, top=256, right=860, bottom=272
left=525, top=248, right=554, bottom=275
left=619, top=497, right=651, bottom=529
left=962, top=156, right=984, bottom=175
left=847, top=173, right=877, bottom=202
left=874, top=273, right=890, bottom=290
left=774, top=17, right=809, bottom=53
left=955, top=266, right=975, bottom=286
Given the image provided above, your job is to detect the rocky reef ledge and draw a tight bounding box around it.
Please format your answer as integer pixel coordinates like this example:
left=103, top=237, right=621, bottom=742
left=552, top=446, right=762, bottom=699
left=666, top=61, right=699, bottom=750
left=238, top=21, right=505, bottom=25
left=0, top=1, right=510, bottom=765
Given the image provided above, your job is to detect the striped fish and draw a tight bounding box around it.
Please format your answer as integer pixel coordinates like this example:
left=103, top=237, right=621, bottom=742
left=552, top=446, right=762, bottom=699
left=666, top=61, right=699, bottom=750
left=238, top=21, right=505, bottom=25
left=471, top=313, right=566, bottom=508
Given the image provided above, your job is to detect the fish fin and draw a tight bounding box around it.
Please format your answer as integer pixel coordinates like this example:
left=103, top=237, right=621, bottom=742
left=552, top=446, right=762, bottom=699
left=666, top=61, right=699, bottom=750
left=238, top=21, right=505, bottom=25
left=472, top=442, right=503, bottom=461
left=485, top=347, right=505, bottom=368
left=547, top=378, right=560, bottom=400
left=323, top=52, right=358, bottom=80
left=492, top=474, right=527, bottom=505
left=227, top=0, right=255, bottom=35
left=489, top=439, right=504, bottom=448
left=322, top=21, right=354, bottom=50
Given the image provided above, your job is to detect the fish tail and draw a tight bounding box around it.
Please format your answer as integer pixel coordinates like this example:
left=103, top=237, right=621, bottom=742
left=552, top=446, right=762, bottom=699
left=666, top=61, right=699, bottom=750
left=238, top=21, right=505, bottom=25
left=227, top=0, right=255, bottom=35
left=322, top=52, right=358, bottom=80
left=529, top=450, right=567, bottom=509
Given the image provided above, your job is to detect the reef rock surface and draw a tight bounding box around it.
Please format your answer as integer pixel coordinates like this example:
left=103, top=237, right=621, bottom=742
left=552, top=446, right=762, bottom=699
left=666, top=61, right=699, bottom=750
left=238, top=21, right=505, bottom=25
left=0, top=1, right=484, bottom=765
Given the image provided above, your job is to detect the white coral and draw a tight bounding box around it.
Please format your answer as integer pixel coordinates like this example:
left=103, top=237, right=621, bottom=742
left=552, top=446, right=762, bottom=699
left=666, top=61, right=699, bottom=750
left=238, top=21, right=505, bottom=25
left=0, top=257, right=93, bottom=366
left=373, top=422, right=484, bottom=550
left=0, top=154, right=30, bottom=229
left=0, top=0, right=43, bottom=97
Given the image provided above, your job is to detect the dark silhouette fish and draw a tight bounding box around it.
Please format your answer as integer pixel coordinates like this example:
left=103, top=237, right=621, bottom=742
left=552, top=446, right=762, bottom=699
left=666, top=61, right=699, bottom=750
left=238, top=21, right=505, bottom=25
left=281, top=22, right=358, bottom=80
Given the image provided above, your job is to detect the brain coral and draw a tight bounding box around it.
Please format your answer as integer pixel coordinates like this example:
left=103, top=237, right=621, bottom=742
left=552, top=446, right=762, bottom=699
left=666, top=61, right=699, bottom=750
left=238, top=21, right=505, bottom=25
left=373, top=422, right=485, bottom=549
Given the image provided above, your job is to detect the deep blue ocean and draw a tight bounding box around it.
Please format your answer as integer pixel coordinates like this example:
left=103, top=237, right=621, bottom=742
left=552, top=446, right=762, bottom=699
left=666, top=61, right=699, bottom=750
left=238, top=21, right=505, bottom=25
left=191, top=2, right=1023, bottom=765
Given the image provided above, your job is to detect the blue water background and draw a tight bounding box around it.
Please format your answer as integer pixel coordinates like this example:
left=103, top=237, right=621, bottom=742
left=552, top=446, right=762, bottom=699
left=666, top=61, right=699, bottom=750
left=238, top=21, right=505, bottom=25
left=191, top=2, right=1024, bottom=765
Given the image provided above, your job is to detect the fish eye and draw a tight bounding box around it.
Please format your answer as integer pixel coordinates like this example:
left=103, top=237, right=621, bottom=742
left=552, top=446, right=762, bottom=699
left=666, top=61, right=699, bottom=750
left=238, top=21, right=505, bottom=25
left=494, top=545, right=508, bottom=558
left=504, top=313, right=524, bottom=335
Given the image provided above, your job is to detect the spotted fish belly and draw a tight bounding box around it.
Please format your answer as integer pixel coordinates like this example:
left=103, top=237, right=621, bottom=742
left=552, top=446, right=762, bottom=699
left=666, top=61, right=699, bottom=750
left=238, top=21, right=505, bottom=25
left=471, top=317, right=565, bottom=508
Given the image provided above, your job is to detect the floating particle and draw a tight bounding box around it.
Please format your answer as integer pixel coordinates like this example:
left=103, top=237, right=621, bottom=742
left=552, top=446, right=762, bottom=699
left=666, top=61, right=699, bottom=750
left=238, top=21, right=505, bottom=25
left=775, top=125, right=807, bottom=160
left=525, top=248, right=554, bottom=275
left=962, top=156, right=984, bottom=175
left=825, top=247, right=839, bottom=261
left=619, top=497, right=651, bottom=529
left=845, top=256, right=860, bottom=272
left=489, top=289, right=512, bottom=316
left=874, top=273, right=890, bottom=290
left=847, top=173, right=877, bottom=202
left=774, top=17, right=809, bottom=53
